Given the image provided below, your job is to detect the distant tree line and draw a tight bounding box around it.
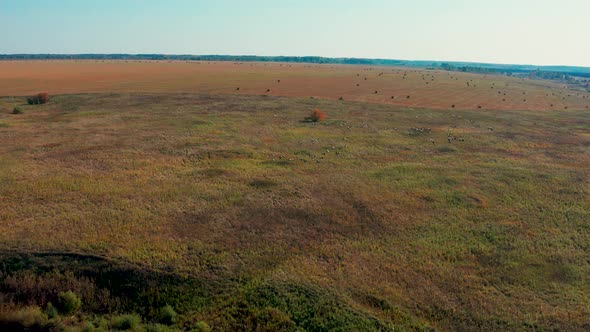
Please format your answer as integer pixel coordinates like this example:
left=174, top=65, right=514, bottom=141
left=527, top=69, right=577, bottom=82
left=440, top=63, right=590, bottom=80
left=0, top=54, right=418, bottom=66
left=440, top=63, right=506, bottom=74
left=2, top=54, right=589, bottom=78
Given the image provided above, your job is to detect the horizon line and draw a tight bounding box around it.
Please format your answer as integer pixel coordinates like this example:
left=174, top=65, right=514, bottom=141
left=1, top=54, right=589, bottom=70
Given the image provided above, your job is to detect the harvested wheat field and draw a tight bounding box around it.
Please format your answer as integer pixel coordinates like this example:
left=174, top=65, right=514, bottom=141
left=2, top=60, right=590, bottom=111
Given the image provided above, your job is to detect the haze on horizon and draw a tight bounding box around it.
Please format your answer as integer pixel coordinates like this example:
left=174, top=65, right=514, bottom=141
left=1, top=0, right=589, bottom=67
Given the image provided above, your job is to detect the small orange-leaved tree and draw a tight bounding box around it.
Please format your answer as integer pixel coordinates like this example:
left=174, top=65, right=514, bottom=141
left=37, top=92, right=49, bottom=104
left=305, top=109, right=326, bottom=122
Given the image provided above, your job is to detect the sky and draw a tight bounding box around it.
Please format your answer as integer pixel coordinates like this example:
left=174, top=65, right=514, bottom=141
left=1, top=0, right=589, bottom=67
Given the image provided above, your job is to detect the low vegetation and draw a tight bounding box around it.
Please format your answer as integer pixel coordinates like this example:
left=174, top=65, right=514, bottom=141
left=0, top=93, right=589, bottom=331
left=57, top=291, right=82, bottom=316
left=303, top=109, right=326, bottom=122
left=27, top=92, right=50, bottom=105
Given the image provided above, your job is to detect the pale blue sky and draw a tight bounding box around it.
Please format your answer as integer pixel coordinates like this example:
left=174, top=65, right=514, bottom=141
left=1, top=0, right=588, bottom=66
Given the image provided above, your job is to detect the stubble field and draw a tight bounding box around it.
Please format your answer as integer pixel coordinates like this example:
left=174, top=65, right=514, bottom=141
left=2, top=60, right=590, bottom=111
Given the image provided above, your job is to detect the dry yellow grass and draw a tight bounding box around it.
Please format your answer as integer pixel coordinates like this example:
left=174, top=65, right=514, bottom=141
left=1, top=93, right=589, bottom=330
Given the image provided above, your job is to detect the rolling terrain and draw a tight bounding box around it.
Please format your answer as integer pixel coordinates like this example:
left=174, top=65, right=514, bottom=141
left=1, top=90, right=589, bottom=330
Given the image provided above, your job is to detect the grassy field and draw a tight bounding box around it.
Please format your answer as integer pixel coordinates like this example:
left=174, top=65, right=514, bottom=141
left=0, top=92, right=589, bottom=331
left=2, top=60, right=590, bottom=111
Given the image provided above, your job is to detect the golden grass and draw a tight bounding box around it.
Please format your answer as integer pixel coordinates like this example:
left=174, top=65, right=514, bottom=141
left=0, top=93, right=589, bottom=329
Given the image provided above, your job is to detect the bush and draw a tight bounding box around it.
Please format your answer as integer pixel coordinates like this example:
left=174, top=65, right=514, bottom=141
left=81, top=321, right=96, bottom=332
left=159, top=304, right=178, bottom=325
left=304, top=109, right=326, bottom=122
left=12, top=107, right=23, bottom=114
left=145, top=323, right=174, bottom=332
left=0, top=306, right=48, bottom=328
left=37, top=92, right=50, bottom=104
left=110, top=314, right=141, bottom=330
left=249, top=307, right=297, bottom=331
left=27, top=92, right=50, bottom=105
left=191, top=321, right=211, bottom=332
left=45, top=302, right=59, bottom=319
left=57, top=290, right=82, bottom=316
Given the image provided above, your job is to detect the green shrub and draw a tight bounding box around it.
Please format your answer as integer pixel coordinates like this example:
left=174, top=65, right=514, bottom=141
left=91, top=316, right=110, bottom=330
left=191, top=321, right=211, bottom=332
left=26, top=92, right=50, bottom=105
left=81, top=321, right=96, bottom=332
left=0, top=306, right=48, bottom=328
left=251, top=307, right=297, bottom=331
left=45, top=302, right=59, bottom=319
left=159, top=304, right=178, bottom=325
left=110, top=314, right=141, bottom=330
left=145, top=323, right=174, bottom=332
left=12, top=107, right=23, bottom=114
left=57, top=290, right=82, bottom=315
